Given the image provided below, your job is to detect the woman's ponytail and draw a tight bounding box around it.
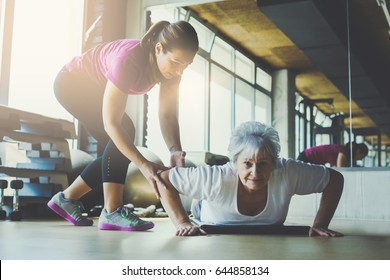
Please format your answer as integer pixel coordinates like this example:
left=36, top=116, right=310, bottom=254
left=140, top=21, right=170, bottom=50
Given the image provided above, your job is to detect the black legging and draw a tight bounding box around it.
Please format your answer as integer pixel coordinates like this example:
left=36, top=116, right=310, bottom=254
left=54, top=67, right=134, bottom=189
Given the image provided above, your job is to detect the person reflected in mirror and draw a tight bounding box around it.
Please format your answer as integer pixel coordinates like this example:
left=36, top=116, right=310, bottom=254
left=297, top=142, right=368, bottom=167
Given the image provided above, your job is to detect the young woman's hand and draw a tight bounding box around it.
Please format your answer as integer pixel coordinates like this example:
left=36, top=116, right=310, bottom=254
left=139, top=161, right=169, bottom=198
left=170, top=151, right=186, bottom=167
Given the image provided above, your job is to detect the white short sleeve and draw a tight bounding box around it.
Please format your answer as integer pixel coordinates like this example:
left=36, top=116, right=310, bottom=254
left=168, top=163, right=236, bottom=201
left=282, top=159, right=330, bottom=195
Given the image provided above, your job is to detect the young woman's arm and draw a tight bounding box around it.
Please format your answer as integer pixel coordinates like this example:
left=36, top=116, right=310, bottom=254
left=158, top=82, right=185, bottom=167
left=102, top=81, right=168, bottom=195
left=336, top=152, right=347, bottom=167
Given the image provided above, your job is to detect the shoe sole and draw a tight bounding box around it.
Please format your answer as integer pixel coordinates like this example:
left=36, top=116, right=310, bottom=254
left=98, top=222, right=154, bottom=231
left=47, top=200, right=93, bottom=226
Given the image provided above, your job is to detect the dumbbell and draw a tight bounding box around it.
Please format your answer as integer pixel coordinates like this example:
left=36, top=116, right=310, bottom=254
left=0, top=179, right=7, bottom=220
left=9, top=179, right=23, bottom=221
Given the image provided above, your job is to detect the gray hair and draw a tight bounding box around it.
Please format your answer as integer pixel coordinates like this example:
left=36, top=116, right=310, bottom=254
left=228, top=121, right=281, bottom=164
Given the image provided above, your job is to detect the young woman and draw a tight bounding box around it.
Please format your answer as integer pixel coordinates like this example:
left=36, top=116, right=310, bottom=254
left=47, top=21, right=199, bottom=231
left=156, top=121, right=344, bottom=237
left=297, top=142, right=368, bottom=167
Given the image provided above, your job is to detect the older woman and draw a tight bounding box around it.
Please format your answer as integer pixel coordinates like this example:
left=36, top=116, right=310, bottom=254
left=157, top=121, right=344, bottom=237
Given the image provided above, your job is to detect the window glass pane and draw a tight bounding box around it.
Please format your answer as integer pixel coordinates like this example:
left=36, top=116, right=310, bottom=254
left=145, top=86, right=164, bottom=160
left=149, top=6, right=176, bottom=23
left=314, top=109, right=326, bottom=126
left=8, top=0, right=83, bottom=120
left=146, top=55, right=207, bottom=164
left=179, top=56, right=207, bottom=152
left=235, top=79, right=253, bottom=127
left=188, top=17, right=214, bottom=52
left=211, top=36, right=233, bottom=70
left=210, top=65, right=232, bottom=156
left=256, top=67, right=272, bottom=91
left=235, top=50, right=254, bottom=83
left=315, top=133, right=331, bottom=146
left=178, top=7, right=187, bottom=20
left=255, top=90, right=271, bottom=125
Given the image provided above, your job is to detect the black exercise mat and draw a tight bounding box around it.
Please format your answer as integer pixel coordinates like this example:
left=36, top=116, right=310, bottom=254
left=200, top=224, right=310, bottom=235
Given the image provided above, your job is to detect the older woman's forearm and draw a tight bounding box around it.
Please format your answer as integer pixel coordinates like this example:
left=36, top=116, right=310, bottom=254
left=312, top=169, right=344, bottom=228
left=157, top=170, right=192, bottom=228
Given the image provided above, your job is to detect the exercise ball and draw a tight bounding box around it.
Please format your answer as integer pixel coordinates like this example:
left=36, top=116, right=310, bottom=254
left=123, top=147, right=163, bottom=207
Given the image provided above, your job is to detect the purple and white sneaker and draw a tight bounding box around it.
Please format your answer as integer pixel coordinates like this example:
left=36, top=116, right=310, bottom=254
left=98, top=206, right=154, bottom=231
left=47, top=192, right=93, bottom=226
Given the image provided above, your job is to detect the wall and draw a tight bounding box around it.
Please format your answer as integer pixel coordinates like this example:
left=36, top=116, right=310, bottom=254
left=287, top=167, right=390, bottom=221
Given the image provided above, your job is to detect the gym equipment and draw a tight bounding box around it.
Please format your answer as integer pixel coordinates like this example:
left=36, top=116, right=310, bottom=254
left=88, top=205, right=103, bottom=217
left=9, top=180, right=24, bottom=221
left=199, top=224, right=311, bottom=236
left=0, top=179, right=7, bottom=220
left=154, top=207, right=168, bottom=217
left=0, top=105, right=78, bottom=219
left=133, top=205, right=156, bottom=217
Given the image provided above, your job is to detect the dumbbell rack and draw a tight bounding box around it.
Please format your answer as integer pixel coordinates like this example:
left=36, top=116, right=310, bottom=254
left=0, top=105, right=76, bottom=220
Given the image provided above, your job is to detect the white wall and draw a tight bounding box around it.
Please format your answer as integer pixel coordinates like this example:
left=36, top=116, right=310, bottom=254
left=288, top=168, right=390, bottom=221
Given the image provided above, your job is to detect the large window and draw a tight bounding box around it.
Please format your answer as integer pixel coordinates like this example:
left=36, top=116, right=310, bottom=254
left=146, top=7, right=273, bottom=161
left=2, top=0, right=84, bottom=120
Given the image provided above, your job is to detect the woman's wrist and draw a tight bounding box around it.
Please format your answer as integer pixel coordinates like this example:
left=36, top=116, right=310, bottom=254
left=176, top=221, right=194, bottom=229
left=169, top=145, right=182, bottom=153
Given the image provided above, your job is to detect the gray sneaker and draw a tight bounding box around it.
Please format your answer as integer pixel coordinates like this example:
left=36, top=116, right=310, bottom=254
left=47, top=192, right=93, bottom=226
left=98, top=206, right=154, bottom=231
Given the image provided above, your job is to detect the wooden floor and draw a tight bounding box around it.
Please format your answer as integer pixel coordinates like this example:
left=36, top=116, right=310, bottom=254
left=1, top=216, right=390, bottom=260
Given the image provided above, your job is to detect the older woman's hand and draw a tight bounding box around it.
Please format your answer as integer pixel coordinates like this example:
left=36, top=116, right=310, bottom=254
left=176, top=222, right=207, bottom=236
left=309, top=226, right=344, bottom=237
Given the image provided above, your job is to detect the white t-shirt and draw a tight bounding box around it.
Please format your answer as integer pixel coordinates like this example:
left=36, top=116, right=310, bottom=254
left=169, top=158, right=330, bottom=225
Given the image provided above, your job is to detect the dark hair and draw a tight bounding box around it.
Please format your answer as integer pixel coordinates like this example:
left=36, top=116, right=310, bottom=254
left=346, top=142, right=368, bottom=156
left=355, top=143, right=369, bottom=156
left=141, top=20, right=199, bottom=53
left=140, top=21, right=198, bottom=83
left=345, top=142, right=369, bottom=166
